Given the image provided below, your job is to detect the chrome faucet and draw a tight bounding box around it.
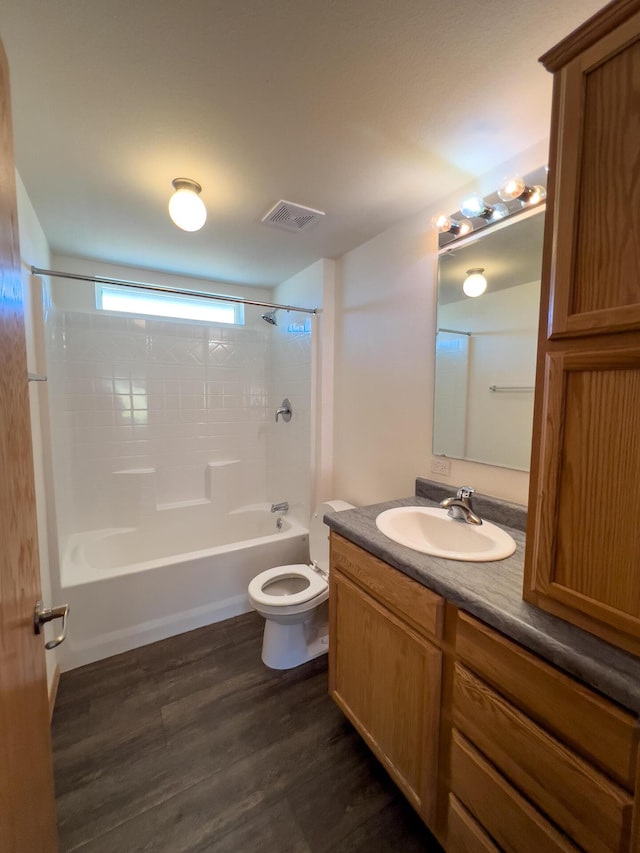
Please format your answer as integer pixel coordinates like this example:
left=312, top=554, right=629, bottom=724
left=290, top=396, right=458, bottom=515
left=440, top=486, right=483, bottom=526
left=270, top=501, right=289, bottom=513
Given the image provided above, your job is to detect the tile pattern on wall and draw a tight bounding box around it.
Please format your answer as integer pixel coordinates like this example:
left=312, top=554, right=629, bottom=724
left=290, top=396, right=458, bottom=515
left=46, top=310, right=277, bottom=535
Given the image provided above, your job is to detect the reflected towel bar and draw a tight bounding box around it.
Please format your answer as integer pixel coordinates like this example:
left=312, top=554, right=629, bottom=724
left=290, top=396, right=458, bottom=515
left=489, top=385, right=534, bottom=392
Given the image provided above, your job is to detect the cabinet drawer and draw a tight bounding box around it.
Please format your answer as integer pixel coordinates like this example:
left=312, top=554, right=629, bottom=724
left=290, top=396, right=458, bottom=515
left=330, top=533, right=443, bottom=639
left=453, top=663, right=633, bottom=853
left=447, top=794, right=500, bottom=853
left=450, top=731, right=578, bottom=853
left=456, top=612, right=638, bottom=790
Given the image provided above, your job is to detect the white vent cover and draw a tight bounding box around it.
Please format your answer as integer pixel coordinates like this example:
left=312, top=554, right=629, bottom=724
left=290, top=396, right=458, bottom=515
left=261, top=199, right=325, bottom=233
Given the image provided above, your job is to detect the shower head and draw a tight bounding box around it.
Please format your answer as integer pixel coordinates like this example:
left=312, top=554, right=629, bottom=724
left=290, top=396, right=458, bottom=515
left=261, top=309, right=278, bottom=326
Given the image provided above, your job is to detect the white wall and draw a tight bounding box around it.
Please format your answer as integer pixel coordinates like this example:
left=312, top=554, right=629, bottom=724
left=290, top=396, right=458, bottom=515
left=271, top=258, right=335, bottom=517
left=15, top=172, right=58, bottom=693
left=333, top=140, right=549, bottom=507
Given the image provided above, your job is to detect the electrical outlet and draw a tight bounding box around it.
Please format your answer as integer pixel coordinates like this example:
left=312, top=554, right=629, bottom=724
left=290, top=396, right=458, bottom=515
left=430, top=457, right=451, bottom=476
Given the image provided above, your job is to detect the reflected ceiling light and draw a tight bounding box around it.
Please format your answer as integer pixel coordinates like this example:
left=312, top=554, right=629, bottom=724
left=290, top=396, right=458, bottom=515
left=463, top=268, right=487, bottom=298
left=168, top=178, right=207, bottom=232
left=498, top=176, right=547, bottom=206
left=460, top=194, right=494, bottom=220
left=432, top=213, right=473, bottom=237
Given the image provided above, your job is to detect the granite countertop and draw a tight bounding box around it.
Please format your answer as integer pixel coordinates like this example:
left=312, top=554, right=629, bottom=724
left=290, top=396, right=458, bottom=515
left=325, top=483, right=640, bottom=715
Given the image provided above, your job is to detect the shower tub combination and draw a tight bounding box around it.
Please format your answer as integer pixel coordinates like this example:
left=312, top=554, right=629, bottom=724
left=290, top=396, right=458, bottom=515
left=58, top=503, right=309, bottom=670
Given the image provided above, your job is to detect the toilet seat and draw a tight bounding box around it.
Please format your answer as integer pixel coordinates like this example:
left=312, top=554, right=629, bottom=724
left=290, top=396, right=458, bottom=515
left=248, top=563, right=327, bottom=608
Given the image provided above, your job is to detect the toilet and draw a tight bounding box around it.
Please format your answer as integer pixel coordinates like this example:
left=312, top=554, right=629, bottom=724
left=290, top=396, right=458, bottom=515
left=248, top=500, right=354, bottom=669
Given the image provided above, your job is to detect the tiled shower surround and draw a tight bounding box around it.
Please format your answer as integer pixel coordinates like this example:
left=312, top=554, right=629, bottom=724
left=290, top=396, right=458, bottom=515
left=46, top=307, right=312, bottom=539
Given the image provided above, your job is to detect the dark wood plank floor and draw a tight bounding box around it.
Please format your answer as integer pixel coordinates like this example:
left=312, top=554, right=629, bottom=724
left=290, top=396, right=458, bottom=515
left=52, top=611, right=444, bottom=852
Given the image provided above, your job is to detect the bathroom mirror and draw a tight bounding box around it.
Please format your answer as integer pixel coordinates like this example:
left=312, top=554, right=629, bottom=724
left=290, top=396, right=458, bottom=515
left=433, top=209, right=544, bottom=471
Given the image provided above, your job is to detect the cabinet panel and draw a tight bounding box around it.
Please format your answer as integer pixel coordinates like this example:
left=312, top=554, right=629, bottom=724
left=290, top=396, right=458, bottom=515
left=450, top=730, right=578, bottom=853
left=330, top=533, right=444, bottom=639
left=547, top=12, right=640, bottom=338
left=329, top=568, right=442, bottom=824
left=447, top=794, right=500, bottom=853
left=525, top=345, right=640, bottom=647
left=456, top=612, right=638, bottom=790
left=453, top=663, right=633, bottom=853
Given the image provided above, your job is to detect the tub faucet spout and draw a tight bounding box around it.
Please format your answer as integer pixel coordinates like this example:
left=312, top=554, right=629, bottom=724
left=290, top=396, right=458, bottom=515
left=271, top=501, right=289, bottom=513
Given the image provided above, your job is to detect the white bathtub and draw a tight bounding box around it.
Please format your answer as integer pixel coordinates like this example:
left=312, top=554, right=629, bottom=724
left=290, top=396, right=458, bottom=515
left=56, top=505, right=309, bottom=670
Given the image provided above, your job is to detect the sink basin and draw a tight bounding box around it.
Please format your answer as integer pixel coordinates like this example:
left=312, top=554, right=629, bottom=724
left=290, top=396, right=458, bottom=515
left=375, top=506, right=516, bottom=562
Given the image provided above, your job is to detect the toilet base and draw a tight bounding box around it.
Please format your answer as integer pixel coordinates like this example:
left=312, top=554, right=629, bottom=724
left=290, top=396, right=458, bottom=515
left=261, top=603, right=329, bottom=670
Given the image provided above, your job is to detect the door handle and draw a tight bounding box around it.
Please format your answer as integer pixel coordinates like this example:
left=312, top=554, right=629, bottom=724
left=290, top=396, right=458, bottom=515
left=34, top=600, right=70, bottom=649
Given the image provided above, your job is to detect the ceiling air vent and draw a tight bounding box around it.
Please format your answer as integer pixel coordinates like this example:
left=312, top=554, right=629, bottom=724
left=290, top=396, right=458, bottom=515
left=261, top=199, right=325, bottom=233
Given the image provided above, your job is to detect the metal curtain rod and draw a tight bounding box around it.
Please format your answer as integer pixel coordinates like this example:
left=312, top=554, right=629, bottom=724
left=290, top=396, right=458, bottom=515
left=30, top=267, right=320, bottom=315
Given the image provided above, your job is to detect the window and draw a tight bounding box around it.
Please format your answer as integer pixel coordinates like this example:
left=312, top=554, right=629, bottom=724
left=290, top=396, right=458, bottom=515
left=96, top=284, right=244, bottom=325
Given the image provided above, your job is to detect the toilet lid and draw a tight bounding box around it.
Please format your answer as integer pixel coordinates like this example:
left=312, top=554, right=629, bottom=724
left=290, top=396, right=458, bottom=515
left=248, top=564, right=327, bottom=607
left=309, top=500, right=354, bottom=571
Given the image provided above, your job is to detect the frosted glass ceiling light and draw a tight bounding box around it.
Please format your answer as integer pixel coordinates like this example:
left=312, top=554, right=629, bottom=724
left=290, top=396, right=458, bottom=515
left=460, top=194, right=494, bottom=220
left=169, top=178, right=207, bottom=232
left=498, top=176, right=547, bottom=206
left=463, top=268, right=487, bottom=298
left=432, top=214, right=473, bottom=237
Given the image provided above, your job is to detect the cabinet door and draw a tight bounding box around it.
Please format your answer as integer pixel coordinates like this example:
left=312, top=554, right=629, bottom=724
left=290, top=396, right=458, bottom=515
left=543, top=10, right=640, bottom=339
left=329, top=568, right=442, bottom=825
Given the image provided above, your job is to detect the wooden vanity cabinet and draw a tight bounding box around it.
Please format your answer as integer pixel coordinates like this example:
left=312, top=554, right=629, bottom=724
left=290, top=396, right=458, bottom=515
left=328, top=533, right=444, bottom=827
left=449, top=613, right=638, bottom=853
left=524, top=0, right=640, bottom=653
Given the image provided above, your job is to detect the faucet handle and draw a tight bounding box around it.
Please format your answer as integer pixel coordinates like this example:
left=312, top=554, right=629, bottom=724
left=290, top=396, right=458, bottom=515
left=456, top=486, right=475, bottom=500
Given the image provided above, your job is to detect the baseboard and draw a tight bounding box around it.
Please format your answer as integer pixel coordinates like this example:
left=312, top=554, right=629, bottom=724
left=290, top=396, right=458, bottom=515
left=48, top=664, right=60, bottom=721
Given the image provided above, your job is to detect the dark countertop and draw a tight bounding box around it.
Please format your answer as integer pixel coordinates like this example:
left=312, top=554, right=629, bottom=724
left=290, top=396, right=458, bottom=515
left=325, top=492, right=640, bottom=714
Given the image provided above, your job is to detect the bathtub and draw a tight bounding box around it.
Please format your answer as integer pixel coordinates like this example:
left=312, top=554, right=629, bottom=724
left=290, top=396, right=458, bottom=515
left=56, top=505, right=309, bottom=670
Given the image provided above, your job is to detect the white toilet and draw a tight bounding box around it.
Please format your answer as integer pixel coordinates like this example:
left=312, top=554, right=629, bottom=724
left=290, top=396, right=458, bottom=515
left=248, top=500, right=354, bottom=669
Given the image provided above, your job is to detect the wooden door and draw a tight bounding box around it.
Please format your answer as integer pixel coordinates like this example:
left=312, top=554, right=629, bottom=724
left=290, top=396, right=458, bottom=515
left=329, top=568, right=442, bottom=826
left=0, top=38, right=58, bottom=852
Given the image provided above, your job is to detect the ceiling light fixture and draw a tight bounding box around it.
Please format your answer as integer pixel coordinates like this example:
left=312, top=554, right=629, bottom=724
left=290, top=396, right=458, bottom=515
left=432, top=214, right=473, bottom=237
left=498, top=176, right=547, bottom=206
left=168, top=178, right=207, bottom=232
left=463, top=268, right=487, bottom=298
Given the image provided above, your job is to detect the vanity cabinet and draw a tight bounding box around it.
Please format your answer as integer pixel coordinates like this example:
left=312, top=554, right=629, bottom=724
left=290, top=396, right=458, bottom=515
left=449, top=613, right=638, bottom=853
left=328, top=533, right=444, bottom=826
left=524, top=0, right=640, bottom=653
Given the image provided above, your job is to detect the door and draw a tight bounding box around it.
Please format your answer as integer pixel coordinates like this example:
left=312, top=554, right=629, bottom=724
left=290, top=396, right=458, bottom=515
left=0, top=38, right=58, bottom=852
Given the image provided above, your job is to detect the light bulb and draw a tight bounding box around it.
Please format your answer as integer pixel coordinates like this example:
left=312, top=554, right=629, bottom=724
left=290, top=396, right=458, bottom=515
left=463, top=268, right=487, bottom=298
left=529, top=185, right=547, bottom=205
left=460, top=194, right=492, bottom=219
left=490, top=203, right=509, bottom=222
left=498, top=176, right=526, bottom=202
left=168, top=178, right=207, bottom=232
left=432, top=215, right=473, bottom=237
left=432, top=213, right=454, bottom=232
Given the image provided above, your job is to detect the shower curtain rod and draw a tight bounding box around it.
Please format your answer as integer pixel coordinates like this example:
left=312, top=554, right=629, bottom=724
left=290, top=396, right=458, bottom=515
left=30, top=267, right=320, bottom=315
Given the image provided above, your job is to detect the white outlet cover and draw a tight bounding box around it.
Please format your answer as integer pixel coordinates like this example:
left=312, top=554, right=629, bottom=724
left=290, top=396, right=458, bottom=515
left=430, top=457, right=451, bottom=476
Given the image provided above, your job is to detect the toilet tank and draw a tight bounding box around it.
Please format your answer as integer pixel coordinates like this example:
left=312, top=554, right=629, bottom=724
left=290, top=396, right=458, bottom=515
left=310, top=500, right=354, bottom=572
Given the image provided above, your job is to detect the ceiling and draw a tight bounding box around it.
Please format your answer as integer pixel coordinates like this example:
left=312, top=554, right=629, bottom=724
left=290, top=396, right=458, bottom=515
left=1, top=0, right=603, bottom=288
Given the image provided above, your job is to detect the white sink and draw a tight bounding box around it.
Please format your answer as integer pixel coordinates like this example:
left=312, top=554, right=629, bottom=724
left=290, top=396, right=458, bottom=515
left=375, top=506, right=516, bottom=562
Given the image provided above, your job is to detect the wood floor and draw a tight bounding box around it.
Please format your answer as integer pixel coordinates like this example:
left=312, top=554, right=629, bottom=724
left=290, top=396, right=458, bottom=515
left=52, top=611, right=443, bottom=852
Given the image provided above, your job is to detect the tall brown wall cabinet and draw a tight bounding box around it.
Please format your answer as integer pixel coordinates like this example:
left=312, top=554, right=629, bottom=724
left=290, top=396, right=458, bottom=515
left=524, top=0, right=640, bottom=655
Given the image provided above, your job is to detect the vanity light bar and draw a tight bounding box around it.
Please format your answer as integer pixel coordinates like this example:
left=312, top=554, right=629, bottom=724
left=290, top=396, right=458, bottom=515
left=434, top=168, right=547, bottom=247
